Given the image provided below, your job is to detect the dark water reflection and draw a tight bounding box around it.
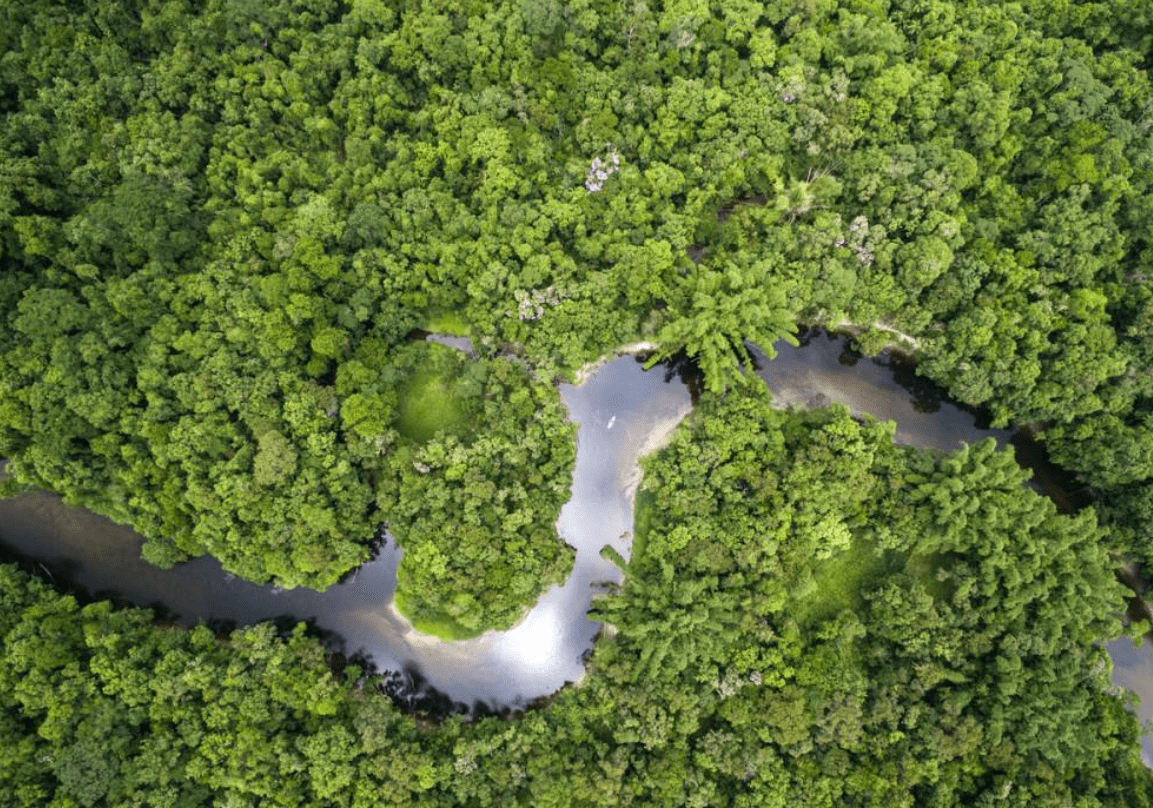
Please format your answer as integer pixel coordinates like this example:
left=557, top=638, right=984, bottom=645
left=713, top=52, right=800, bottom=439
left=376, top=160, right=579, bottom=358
left=755, top=329, right=1151, bottom=761
left=0, top=332, right=1149, bottom=747
left=0, top=353, right=694, bottom=714
left=752, top=329, right=1092, bottom=509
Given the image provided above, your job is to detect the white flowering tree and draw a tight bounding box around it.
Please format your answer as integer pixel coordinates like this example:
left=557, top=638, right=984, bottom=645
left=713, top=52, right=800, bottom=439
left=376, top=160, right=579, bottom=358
left=584, top=146, right=620, bottom=192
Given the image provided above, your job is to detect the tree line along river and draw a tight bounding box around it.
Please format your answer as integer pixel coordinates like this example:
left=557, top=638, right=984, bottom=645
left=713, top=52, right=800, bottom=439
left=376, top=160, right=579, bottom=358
left=0, top=328, right=1150, bottom=759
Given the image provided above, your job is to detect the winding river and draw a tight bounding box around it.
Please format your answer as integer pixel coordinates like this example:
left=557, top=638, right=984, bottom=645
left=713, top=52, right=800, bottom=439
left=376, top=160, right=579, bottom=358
left=0, top=330, right=1150, bottom=753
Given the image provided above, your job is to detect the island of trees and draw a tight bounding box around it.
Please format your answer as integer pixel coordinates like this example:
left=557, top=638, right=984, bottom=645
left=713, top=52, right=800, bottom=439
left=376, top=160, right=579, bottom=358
left=2, top=0, right=1153, bottom=804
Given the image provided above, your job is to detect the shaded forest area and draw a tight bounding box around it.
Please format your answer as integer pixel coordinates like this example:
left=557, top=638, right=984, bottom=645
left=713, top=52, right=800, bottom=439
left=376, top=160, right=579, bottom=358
left=4, top=0, right=1153, bottom=803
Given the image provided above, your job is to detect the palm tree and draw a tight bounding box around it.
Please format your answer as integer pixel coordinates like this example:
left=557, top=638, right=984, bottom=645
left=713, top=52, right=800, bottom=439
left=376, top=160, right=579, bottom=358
left=646, top=263, right=799, bottom=393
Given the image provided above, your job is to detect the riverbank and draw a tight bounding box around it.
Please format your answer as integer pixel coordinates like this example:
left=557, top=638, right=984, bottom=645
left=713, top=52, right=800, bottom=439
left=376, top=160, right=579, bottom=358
left=569, top=341, right=660, bottom=385
left=825, top=319, right=922, bottom=356
left=3, top=332, right=1150, bottom=734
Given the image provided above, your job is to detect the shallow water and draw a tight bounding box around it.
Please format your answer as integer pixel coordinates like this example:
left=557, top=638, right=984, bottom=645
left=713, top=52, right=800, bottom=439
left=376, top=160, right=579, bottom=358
left=752, top=330, right=1013, bottom=452
left=1107, top=636, right=1153, bottom=766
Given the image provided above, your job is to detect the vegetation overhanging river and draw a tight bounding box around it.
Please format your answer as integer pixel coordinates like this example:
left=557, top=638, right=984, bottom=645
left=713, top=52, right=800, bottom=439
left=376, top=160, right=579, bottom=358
left=1, top=329, right=1151, bottom=756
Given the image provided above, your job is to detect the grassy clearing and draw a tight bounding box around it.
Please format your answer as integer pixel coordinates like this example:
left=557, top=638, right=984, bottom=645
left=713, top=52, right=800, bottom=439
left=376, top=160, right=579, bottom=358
left=424, top=310, right=471, bottom=337
left=790, top=538, right=891, bottom=626
left=395, top=344, right=473, bottom=443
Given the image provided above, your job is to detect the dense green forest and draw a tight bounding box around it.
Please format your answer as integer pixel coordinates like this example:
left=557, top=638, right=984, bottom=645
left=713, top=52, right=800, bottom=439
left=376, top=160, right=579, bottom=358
left=5, top=0, right=1153, bottom=596
left=3, top=389, right=1151, bottom=806
left=4, top=0, right=1153, bottom=802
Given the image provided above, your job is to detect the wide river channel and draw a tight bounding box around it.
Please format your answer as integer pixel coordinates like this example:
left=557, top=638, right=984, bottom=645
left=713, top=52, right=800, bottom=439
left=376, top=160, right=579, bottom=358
left=1, top=330, right=1150, bottom=756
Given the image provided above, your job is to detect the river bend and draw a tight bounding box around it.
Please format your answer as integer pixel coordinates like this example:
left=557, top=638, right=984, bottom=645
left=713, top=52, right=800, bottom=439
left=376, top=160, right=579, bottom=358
left=0, top=331, right=1150, bottom=749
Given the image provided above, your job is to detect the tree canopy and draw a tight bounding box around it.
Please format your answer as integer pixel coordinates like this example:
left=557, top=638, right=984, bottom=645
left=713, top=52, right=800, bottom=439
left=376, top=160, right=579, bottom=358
left=3, top=0, right=1153, bottom=802
left=4, top=0, right=1153, bottom=589
left=3, top=386, right=1150, bottom=806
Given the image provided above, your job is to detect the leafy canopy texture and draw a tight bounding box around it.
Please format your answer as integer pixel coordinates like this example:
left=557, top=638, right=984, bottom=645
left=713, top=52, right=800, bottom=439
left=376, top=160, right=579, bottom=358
left=6, top=0, right=1153, bottom=582
left=645, top=263, right=800, bottom=393
left=2, top=390, right=1149, bottom=806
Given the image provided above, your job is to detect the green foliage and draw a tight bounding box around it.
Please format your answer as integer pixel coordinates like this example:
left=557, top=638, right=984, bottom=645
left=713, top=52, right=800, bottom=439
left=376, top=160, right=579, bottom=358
left=2, top=0, right=1153, bottom=803
left=382, top=350, right=576, bottom=636
left=646, top=262, right=800, bottom=393
left=2, top=386, right=1151, bottom=805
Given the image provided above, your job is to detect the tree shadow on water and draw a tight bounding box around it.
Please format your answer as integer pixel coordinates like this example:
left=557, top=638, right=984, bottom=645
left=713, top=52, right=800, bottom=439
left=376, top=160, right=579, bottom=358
left=333, top=527, right=393, bottom=586
left=887, top=354, right=945, bottom=414
left=643, top=351, right=704, bottom=405
left=838, top=347, right=860, bottom=367
left=206, top=617, right=239, bottom=639
left=792, top=325, right=831, bottom=348
left=370, top=665, right=538, bottom=721
left=375, top=664, right=472, bottom=719
left=0, top=544, right=98, bottom=604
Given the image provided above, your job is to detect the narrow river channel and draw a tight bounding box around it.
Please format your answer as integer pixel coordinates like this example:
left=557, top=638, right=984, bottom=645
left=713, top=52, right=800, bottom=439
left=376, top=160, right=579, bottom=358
left=0, top=330, right=1150, bottom=756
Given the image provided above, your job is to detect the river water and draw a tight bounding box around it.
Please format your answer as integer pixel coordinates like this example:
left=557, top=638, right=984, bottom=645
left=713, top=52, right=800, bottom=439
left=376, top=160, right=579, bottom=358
left=0, top=351, right=694, bottom=712
left=0, top=330, right=1150, bottom=747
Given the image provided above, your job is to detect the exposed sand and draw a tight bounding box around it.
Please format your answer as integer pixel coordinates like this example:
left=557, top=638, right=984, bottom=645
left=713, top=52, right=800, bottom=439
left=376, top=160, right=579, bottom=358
left=571, top=341, right=659, bottom=385
left=619, top=406, right=693, bottom=504
left=834, top=320, right=921, bottom=351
